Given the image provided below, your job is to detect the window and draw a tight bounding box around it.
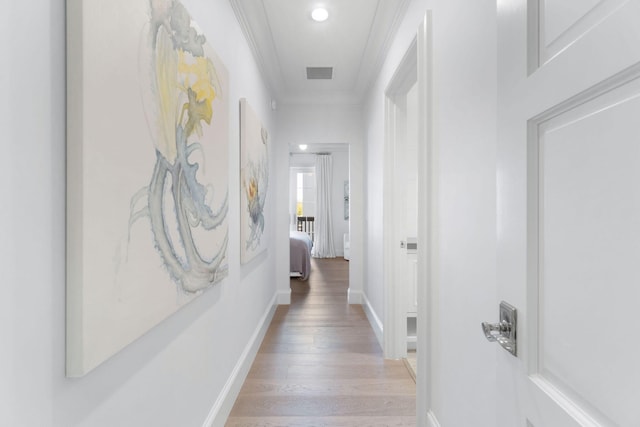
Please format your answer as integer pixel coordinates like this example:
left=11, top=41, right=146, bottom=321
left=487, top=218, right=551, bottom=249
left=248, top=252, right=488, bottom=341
left=296, top=171, right=316, bottom=217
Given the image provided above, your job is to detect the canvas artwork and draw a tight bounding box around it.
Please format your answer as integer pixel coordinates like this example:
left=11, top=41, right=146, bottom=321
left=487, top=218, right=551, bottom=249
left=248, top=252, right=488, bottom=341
left=240, top=99, right=269, bottom=263
left=66, top=0, right=229, bottom=376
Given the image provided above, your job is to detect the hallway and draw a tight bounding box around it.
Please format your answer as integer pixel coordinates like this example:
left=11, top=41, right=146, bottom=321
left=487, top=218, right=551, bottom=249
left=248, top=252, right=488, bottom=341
left=226, top=258, right=416, bottom=426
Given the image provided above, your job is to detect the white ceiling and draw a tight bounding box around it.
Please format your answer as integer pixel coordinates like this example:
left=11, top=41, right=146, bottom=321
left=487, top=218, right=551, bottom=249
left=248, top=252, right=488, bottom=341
left=289, top=143, right=349, bottom=154
left=230, top=0, right=410, bottom=105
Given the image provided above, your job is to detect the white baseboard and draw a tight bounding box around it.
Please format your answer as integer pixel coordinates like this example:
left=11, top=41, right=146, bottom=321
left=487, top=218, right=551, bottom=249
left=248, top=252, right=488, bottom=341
left=347, top=288, right=363, bottom=304
left=427, top=410, right=441, bottom=427
left=362, top=293, right=383, bottom=348
left=202, top=294, right=277, bottom=427
left=276, top=288, right=291, bottom=305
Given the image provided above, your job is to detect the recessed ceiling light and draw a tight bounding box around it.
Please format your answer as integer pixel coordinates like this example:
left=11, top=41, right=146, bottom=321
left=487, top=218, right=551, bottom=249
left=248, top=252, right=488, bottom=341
left=311, top=8, right=328, bottom=22
left=299, top=144, right=308, bottom=150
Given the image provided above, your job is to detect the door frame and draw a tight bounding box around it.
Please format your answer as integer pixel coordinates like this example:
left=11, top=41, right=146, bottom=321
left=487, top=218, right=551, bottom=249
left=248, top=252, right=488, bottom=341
left=382, top=13, right=434, bottom=424
left=416, top=14, right=433, bottom=425
left=383, top=35, right=417, bottom=360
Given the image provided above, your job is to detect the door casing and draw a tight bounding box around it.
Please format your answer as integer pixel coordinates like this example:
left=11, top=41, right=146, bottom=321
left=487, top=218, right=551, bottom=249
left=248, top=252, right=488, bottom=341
left=383, top=13, right=434, bottom=425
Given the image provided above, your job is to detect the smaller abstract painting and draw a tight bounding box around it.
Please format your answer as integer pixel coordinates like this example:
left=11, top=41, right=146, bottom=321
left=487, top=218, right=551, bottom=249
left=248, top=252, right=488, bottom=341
left=240, top=99, right=269, bottom=263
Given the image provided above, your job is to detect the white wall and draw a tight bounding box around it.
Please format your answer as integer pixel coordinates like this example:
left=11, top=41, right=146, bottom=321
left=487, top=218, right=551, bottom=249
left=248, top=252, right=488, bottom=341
left=0, top=0, right=277, bottom=426
left=362, top=1, right=498, bottom=426
left=276, top=104, right=364, bottom=302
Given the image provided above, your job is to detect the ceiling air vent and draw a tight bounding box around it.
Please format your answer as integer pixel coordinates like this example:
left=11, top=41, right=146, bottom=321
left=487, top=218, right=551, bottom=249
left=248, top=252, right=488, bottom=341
left=306, top=67, right=333, bottom=80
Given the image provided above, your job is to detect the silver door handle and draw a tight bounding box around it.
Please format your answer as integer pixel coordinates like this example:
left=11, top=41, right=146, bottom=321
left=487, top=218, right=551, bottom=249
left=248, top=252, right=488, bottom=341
left=481, top=301, right=517, bottom=357
left=481, top=320, right=510, bottom=342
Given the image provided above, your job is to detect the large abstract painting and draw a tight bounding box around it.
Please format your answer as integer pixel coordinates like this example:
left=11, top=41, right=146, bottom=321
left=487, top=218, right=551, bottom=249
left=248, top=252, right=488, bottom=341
left=240, top=99, right=269, bottom=263
left=66, top=0, right=229, bottom=376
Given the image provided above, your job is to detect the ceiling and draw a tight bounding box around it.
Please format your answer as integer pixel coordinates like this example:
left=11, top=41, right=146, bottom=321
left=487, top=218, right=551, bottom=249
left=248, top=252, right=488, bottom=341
left=230, top=0, right=410, bottom=105
left=289, top=143, right=349, bottom=154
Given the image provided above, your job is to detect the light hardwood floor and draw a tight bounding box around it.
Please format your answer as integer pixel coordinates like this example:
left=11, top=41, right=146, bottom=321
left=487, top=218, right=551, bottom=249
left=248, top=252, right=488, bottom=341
left=226, top=257, right=416, bottom=426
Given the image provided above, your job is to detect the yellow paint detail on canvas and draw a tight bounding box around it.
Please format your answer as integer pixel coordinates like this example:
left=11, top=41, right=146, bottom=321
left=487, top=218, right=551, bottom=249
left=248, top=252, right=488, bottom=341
left=178, top=52, right=216, bottom=104
left=177, top=51, right=217, bottom=138
left=246, top=177, right=258, bottom=202
left=155, top=27, right=179, bottom=163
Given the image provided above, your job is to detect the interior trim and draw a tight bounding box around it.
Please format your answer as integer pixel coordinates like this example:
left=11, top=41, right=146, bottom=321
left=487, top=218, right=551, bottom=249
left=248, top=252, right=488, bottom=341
left=427, top=410, right=442, bottom=427
left=202, top=294, right=277, bottom=427
left=362, top=293, right=384, bottom=348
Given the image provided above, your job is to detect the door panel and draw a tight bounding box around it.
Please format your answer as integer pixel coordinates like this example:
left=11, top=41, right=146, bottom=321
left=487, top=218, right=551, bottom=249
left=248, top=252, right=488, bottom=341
left=543, top=0, right=601, bottom=43
left=531, top=74, right=640, bottom=426
left=538, top=0, right=627, bottom=65
left=529, top=0, right=640, bottom=75
left=498, top=0, right=640, bottom=425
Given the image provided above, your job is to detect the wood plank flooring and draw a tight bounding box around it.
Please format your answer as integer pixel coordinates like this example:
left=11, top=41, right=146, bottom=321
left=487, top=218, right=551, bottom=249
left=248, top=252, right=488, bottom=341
left=226, top=258, right=416, bottom=426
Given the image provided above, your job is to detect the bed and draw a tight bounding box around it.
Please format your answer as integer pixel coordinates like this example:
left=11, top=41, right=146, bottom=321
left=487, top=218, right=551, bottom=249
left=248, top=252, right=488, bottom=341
left=290, top=230, right=313, bottom=280
left=296, top=216, right=314, bottom=241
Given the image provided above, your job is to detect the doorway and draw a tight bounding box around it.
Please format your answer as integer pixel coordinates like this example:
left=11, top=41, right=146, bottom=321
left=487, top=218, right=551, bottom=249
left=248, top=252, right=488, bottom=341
left=383, top=14, right=432, bottom=424
left=288, top=143, right=351, bottom=266
left=383, top=38, right=418, bottom=363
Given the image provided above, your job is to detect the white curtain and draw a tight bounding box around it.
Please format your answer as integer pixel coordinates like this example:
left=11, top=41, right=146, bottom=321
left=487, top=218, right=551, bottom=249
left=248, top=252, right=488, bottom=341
left=312, top=154, right=335, bottom=258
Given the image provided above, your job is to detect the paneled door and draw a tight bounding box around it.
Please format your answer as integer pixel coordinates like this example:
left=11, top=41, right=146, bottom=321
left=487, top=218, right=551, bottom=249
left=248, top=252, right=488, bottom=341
left=497, top=1, right=640, bottom=426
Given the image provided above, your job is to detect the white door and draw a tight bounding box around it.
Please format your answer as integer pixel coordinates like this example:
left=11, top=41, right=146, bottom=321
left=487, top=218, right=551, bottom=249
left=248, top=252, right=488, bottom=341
left=497, top=1, right=640, bottom=426
left=396, top=82, right=419, bottom=349
left=403, top=82, right=419, bottom=349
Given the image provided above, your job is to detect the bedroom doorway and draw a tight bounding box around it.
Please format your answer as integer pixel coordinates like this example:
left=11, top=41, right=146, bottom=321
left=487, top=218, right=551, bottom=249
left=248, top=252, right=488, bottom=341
left=288, top=144, right=351, bottom=277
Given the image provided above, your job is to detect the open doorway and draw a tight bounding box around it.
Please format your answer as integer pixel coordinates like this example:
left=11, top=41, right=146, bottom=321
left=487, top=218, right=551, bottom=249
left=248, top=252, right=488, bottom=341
left=382, top=19, right=432, bottom=421
left=288, top=144, right=351, bottom=278
left=383, top=38, right=418, bottom=368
